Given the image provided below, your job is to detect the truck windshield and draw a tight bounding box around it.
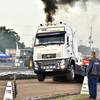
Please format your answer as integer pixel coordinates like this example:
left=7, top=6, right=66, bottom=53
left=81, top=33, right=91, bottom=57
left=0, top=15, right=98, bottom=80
left=34, top=34, right=65, bottom=46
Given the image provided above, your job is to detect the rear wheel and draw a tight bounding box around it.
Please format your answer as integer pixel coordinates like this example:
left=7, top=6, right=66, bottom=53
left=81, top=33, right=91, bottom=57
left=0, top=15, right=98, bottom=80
left=37, top=74, right=45, bottom=81
left=66, top=65, right=75, bottom=81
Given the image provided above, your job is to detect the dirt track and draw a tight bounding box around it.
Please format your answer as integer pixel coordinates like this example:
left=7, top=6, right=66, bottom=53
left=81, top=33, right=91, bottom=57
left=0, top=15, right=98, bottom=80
left=0, top=68, right=100, bottom=100
left=0, top=79, right=82, bottom=100
left=0, top=79, right=100, bottom=100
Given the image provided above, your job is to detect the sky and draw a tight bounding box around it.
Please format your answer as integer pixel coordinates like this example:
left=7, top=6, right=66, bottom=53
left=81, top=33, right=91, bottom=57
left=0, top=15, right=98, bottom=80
left=0, top=0, right=100, bottom=49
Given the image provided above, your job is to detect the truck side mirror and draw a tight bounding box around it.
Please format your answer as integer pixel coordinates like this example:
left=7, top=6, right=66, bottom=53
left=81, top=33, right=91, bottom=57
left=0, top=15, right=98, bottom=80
left=32, top=37, right=35, bottom=46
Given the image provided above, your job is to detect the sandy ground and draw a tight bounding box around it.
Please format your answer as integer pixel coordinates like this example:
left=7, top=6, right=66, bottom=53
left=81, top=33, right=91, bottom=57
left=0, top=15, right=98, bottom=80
left=0, top=79, right=100, bottom=100
left=0, top=68, right=100, bottom=100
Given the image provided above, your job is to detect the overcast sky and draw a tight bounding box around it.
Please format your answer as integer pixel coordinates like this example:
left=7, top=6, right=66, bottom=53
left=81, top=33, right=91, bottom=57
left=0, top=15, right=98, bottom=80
left=0, top=0, right=100, bottom=49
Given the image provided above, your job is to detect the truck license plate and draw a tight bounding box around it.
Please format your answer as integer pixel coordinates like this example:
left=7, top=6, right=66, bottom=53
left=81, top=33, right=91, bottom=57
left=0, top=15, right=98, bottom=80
left=45, top=69, right=53, bottom=72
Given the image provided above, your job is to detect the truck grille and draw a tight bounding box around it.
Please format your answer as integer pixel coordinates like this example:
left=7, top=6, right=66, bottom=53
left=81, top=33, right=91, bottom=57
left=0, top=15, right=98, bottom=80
left=37, top=60, right=61, bottom=69
left=37, top=60, right=61, bottom=66
left=42, top=54, right=56, bottom=59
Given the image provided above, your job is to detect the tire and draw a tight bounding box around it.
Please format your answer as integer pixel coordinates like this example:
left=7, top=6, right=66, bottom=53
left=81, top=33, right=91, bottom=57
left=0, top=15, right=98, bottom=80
left=66, top=65, right=75, bottom=81
left=37, top=74, right=45, bottom=81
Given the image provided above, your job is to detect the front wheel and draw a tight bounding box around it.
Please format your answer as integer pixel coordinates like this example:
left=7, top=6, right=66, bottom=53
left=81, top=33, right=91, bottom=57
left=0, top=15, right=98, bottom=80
left=37, top=74, right=45, bottom=81
left=66, top=65, right=75, bottom=81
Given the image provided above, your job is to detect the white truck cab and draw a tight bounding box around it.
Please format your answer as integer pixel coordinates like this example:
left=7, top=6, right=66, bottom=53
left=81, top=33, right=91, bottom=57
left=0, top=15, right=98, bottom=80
left=33, top=22, right=85, bottom=82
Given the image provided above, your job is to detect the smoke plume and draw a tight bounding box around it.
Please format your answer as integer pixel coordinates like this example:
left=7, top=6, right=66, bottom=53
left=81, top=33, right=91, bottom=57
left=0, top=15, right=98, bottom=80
left=55, top=1, right=100, bottom=48
left=41, top=0, right=92, bottom=22
left=41, top=0, right=58, bottom=22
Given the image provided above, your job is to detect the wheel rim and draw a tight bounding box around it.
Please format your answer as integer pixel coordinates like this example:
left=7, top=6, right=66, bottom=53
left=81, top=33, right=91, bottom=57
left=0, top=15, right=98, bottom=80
left=71, top=68, right=75, bottom=79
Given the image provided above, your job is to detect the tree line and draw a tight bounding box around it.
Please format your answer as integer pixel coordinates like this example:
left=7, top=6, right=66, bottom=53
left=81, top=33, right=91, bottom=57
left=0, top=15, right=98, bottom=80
left=0, top=26, right=25, bottom=53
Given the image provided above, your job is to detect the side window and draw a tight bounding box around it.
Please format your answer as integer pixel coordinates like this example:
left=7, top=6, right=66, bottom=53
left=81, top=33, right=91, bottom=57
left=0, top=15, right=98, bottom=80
left=67, top=36, right=69, bottom=45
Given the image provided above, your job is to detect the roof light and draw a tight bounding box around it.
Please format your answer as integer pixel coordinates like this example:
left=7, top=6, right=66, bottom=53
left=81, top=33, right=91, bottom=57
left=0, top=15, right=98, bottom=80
left=56, top=21, right=59, bottom=25
left=52, top=21, right=54, bottom=24
left=52, top=21, right=56, bottom=25
left=48, top=22, right=52, bottom=26
left=60, top=22, right=62, bottom=24
left=40, top=24, right=42, bottom=26
left=45, top=22, right=47, bottom=26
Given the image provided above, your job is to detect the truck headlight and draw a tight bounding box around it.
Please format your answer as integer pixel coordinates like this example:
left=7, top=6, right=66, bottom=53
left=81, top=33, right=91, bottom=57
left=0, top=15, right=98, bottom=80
left=61, top=64, right=65, bottom=69
left=34, top=67, right=38, bottom=70
left=50, top=66, right=52, bottom=69
left=34, top=62, right=37, bottom=66
left=43, top=67, right=46, bottom=69
left=53, top=66, right=56, bottom=68
left=60, top=60, right=65, bottom=69
left=34, top=62, right=38, bottom=70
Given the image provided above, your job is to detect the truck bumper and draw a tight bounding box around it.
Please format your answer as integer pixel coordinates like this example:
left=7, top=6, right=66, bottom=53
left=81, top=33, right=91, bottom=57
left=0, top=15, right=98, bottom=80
left=34, top=67, right=70, bottom=76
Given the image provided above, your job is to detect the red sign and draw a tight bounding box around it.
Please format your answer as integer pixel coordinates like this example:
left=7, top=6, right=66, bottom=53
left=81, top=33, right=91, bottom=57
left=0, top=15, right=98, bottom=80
left=9, top=50, right=16, bottom=54
left=82, top=59, right=89, bottom=65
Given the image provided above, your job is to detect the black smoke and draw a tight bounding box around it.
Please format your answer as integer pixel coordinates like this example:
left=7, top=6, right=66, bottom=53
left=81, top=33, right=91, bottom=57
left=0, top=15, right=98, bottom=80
left=41, top=0, right=58, bottom=22
left=41, top=0, right=99, bottom=22
left=59, top=0, right=88, bottom=4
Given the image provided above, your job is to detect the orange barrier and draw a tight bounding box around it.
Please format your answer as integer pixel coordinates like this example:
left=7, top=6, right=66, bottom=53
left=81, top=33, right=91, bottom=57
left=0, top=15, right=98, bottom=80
left=82, top=59, right=89, bottom=65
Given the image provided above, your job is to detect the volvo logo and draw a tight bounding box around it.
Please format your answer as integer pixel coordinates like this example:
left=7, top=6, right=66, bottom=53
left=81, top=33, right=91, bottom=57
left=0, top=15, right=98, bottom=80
left=47, top=54, right=51, bottom=58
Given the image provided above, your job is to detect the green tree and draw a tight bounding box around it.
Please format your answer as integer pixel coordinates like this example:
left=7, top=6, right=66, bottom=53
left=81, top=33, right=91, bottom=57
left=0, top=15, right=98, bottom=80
left=0, top=26, right=25, bottom=53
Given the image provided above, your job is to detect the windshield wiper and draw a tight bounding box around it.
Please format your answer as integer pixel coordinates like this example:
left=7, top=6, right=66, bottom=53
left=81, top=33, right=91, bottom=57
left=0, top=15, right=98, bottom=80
left=35, top=44, right=47, bottom=46
left=35, top=42, right=64, bottom=46
left=48, top=42, right=63, bottom=45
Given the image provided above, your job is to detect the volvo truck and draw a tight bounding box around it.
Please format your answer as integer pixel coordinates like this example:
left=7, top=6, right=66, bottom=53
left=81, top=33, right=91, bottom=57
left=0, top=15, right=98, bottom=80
left=33, top=22, right=86, bottom=82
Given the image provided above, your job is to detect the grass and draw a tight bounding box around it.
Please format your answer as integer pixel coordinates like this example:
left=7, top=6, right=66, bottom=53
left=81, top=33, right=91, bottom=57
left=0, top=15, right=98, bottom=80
left=55, top=94, right=88, bottom=100
left=55, top=91, right=100, bottom=100
left=97, top=91, right=100, bottom=93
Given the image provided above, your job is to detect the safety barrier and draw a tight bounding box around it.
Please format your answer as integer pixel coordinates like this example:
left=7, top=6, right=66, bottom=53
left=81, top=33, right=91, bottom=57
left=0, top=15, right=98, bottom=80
left=80, top=76, right=89, bottom=94
left=3, top=75, right=18, bottom=100
left=3, top=81, right=13, bottom=100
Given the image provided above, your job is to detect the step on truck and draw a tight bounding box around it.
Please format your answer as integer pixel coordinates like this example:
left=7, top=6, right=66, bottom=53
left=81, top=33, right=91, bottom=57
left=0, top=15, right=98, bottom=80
left=33, top=22, right=86, bottom=83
